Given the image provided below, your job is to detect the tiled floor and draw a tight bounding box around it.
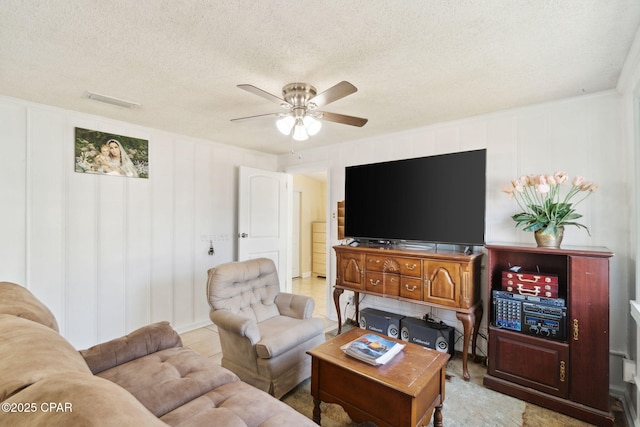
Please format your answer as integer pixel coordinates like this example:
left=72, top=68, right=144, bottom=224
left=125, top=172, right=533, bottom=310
left=290, top=274, right=330, bottom=318
left=180, top=275, right=336, bottom=362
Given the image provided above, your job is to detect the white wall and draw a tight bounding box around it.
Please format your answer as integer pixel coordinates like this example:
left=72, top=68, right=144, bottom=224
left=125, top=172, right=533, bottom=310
left=0, top=88, right=633, bottom=392
left=0, top=95, right=277, bottom=349
left=616, top=25, right=640, bottom=424
left=279, top=90, right=631, bottom=383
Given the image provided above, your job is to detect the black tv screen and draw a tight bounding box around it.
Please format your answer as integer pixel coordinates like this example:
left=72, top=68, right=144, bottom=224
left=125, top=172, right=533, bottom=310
left=344, top=149, right=486, bottom=246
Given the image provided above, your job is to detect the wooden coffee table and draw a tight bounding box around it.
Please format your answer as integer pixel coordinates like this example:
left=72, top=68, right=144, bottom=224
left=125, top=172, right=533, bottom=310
left=307, top=328, right=449, bottom=427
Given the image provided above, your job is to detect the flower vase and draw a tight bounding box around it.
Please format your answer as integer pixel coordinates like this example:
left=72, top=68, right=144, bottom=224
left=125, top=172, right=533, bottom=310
left=534, top=226, right=564, bottom=248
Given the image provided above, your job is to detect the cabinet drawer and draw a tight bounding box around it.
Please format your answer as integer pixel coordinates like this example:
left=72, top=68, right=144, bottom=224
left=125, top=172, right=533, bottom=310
left=488, top=328, right=569, bottom=398
left=399, top=277, right=423, bottom=300
left=365, top=255, right=386, bottom=272
left=313, top=232, right=326, bottom=244
left=398, top=258, right=421, bottom=277
left=312, top=262, right=326, bottom=275
left=312, top=242, right=326, bottom=253
left=312, top=222, right=325, bottom=232
left=365, top=272, right=400, bottom=296
left=365, top=255, right=421, bottom=277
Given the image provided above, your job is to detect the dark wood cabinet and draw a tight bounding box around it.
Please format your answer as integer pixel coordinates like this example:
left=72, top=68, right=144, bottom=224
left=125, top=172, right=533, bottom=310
left=333, top=244, right=483, bottom=380
left=483, top=243, right=614, bottom=426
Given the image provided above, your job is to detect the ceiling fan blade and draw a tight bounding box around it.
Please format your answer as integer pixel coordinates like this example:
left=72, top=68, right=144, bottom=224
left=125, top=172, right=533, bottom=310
left=237, top=84, right=289, bottom=107
left=311, top=81, right=357, bottom=107
left=231, top=112, right=281, bottom=122
left=318, top=111, right=368, bottom=127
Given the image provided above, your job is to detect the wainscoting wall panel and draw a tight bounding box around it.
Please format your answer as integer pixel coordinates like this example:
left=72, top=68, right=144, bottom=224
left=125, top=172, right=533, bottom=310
left=279, top=90, right=629, bottom=369
left=0, top=95, right=277, bottom=349
left=0, top=103, right=28, bottom=283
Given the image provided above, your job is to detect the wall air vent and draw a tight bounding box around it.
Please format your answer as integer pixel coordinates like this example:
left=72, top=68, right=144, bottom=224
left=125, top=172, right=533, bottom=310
left=84, top=91, right=140, bottom=109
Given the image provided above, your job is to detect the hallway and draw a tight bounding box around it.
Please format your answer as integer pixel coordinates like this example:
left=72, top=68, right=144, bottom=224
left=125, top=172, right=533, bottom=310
left=292, top=275, right=330, bottom=320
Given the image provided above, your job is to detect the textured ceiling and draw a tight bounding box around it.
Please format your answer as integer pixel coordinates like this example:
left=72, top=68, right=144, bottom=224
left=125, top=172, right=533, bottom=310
left=2, top=1, right=639, bottom=155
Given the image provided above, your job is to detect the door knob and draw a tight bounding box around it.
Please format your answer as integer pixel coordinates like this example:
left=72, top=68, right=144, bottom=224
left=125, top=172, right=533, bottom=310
left=239, top=232, right=248, bottom=238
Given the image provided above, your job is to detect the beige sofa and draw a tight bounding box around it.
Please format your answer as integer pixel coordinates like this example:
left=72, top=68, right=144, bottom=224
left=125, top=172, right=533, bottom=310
left=0, top=281, right=316, bottom=426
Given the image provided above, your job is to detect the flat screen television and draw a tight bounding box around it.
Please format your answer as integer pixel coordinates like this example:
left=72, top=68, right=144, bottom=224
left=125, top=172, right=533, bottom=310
left=344, top=149, right=486, bottom=246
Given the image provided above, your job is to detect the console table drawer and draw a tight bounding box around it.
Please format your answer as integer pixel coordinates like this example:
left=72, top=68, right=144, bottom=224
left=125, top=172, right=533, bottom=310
left=365, top=255, right=386, bottom=271
left=365, top=272, right=400, bottom=296
left=365, top=255, right=422, bottom=277
left=399, top=277, right=423, bottom=300
left=398, top=258, right=421, bottom=277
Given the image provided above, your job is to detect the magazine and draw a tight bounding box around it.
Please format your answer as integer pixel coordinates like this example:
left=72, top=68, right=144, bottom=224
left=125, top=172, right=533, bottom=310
left=341, top=333, right=405, bottom=366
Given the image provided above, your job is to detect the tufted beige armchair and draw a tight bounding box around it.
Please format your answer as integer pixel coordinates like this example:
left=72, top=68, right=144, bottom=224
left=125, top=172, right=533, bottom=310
left=206, top=258, right=325, bottom=398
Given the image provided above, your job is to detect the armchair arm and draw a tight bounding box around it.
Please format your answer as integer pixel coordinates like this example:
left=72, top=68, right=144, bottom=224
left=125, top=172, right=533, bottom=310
left=209, top=310, right=261, bottom=345
left=80, top=321, right=182, bottom=375
left=275, top=292, right=315, bottom=319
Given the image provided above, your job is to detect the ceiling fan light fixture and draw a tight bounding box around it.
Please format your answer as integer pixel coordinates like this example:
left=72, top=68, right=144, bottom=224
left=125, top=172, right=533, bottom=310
left=276, top=115, right=295, bottom=135
left=303, top=115, right=322, bottom=136
left=233, top=81, right=367, bottom=143
left=292, top=122, right=309, bottom=141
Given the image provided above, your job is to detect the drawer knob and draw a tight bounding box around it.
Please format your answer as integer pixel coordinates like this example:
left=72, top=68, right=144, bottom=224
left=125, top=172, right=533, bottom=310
left=405, top=284, right=417, bottom=292
left=405, top=263, right=417, bottom=270
left=369, top=279, right=381, bottom=286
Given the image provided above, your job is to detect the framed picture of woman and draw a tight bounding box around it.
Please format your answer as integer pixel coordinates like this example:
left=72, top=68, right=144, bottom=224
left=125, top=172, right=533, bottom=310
left=74, top=127, right=149, bottom=179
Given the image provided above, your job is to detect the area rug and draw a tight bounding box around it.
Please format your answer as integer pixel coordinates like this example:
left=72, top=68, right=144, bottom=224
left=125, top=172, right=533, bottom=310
left=282, top=327, right=627, bottom=427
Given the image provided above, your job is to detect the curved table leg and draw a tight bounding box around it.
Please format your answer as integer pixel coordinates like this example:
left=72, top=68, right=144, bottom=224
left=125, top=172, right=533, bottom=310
left=471, top=301, right=483, bottom=361
left=333, top=287, right=344, bottom=334
left=455, top=310, right=475, bottom=381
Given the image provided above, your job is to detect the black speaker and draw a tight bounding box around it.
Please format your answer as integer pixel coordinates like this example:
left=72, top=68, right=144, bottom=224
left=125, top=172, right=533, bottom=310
left=359, top=308, right=405, bottom=339
left=400, top=317, right=455, bottom=356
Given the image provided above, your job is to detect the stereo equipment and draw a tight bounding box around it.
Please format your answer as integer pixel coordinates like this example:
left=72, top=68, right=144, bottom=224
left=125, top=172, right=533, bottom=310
left=492, top=290, right=566, bottom=341
left=400, top=317, right=455, bottom=356
left=492, top=290, right=565, bottom=307
left=359, top=308, right=405, bottom=339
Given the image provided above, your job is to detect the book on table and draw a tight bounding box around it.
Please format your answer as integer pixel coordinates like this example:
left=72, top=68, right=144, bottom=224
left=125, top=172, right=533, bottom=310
left=340, top=333, right=405, bottom=366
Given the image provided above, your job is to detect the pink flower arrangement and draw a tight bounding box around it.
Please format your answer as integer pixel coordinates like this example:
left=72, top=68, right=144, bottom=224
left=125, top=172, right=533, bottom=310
left=503, top=172, right=598, bottom=238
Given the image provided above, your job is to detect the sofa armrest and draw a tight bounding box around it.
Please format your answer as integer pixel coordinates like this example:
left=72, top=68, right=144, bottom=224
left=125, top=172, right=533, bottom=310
left=79, top=321, right=182, bottom=375
left=210, top=310, right=261, bottom=344
left=275, top=292, right=314, bottom=319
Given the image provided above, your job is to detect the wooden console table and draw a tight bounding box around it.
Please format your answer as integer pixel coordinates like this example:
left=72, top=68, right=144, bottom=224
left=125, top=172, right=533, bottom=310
left=333, top=244, right=483, bottom=380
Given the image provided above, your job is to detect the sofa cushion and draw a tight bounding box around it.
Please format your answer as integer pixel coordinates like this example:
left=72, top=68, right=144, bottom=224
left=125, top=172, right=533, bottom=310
left=0, top=282, right=59, bottom=331
left=0, top=372, right=165, bottom=427
left=80, top=321, right=183, bottom=374
left=159, top=380, right=317, bottom=427
left=0, top=315, right=90, bottom=401
left=255, top=315, right=324, bottom=359
left=95, top=346, right=240, bottom=418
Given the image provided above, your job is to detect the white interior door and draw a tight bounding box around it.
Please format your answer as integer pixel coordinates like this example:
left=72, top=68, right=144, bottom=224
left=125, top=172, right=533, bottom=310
left=238, top=166, right=291, bottom=290
left=292, top=190, right=301, bottom=278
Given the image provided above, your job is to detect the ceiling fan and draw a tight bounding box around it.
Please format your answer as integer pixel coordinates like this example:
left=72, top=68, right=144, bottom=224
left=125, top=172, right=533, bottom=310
left=231, top=81, right=368, bottom=141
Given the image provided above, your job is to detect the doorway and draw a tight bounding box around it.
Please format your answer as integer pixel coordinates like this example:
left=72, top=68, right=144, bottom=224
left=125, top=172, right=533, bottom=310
left=290, top=169, right=331, bottom=319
